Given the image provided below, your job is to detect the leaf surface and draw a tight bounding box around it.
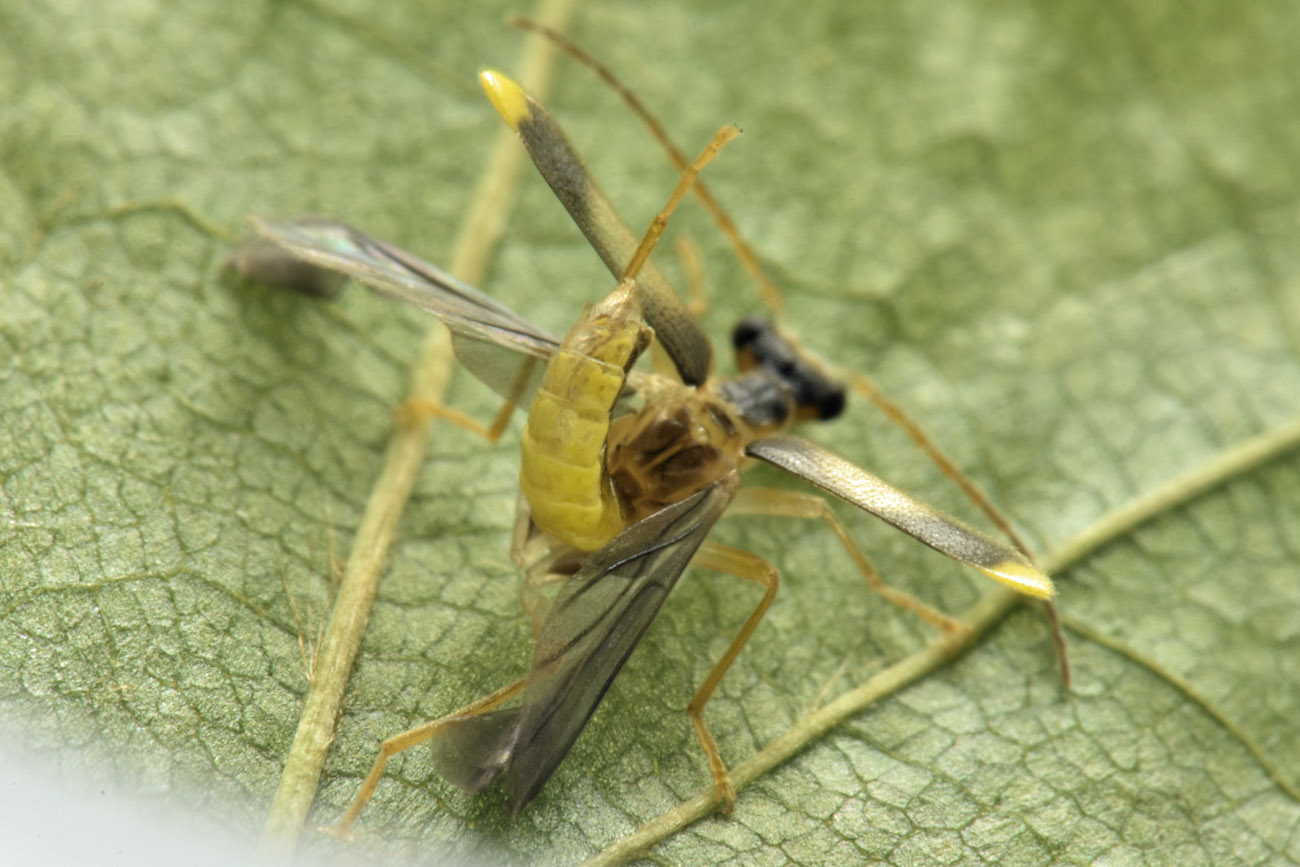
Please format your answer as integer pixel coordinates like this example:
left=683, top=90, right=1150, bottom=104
left=2, top=0, right=1299, bottom=863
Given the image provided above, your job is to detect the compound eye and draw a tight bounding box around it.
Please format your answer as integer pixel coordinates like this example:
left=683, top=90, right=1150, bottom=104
left=814, top=384, right=846, bottom=420
left=731, top=316, right=770, bottom=351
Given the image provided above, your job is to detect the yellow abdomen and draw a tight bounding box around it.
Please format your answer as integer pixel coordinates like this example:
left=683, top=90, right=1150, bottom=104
left=519, top=281, right=648, bottom=551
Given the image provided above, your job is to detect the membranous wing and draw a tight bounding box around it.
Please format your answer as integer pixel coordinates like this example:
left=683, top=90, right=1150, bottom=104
left=429, top=475, right=739, bottom=815
left=249, top=216, right=559, bottom=403
left=746, top=435, right=1054, bottom=598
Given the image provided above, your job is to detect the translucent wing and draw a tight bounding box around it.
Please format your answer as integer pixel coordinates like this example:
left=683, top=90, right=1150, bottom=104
left=226, top=234, right=348, bottom=299
left=248, top=216, right=559, bottom=402
left=746, top=435, right=1054, bottom=598
left=430, top=475, right=739, bottom=815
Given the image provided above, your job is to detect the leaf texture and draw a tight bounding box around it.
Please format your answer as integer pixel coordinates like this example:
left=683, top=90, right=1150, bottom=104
left=2, top=0, right=1299, bottom=863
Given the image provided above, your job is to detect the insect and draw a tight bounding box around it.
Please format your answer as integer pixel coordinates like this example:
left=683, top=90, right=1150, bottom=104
left=244, top=68, right=1054, bottom=826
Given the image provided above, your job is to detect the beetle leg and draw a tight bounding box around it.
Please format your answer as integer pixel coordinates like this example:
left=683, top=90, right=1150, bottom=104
left=674, top=235, right=709, bottom=318
left=839, top=369, right=1031, bottom=555
left=509, top=15, right=786, bottom=318
left=394, top=397, right=517, bottom=443
left=507, top=497, right=583, bottom=638
left=332, top=676, right=527, bottom=837
left=761, top=373, right=1072, bottom=685
left=684, top=541, right=781, bottom=812
left=728, top=486, right=967, bottom=633
left=398, top=348, right=542, bottom=443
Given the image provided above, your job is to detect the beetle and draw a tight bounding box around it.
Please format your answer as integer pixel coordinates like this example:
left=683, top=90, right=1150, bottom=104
left=243, top=69, right=1053, bottom=824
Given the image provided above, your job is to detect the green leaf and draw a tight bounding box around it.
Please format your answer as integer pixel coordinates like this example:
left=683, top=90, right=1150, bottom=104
left=4, top=0, right=1300, bottom=864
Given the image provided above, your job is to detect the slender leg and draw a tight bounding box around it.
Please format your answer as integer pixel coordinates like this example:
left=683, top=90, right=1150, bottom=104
left=728, top=486, right=967, bottom=633
left=396, top=351, right=543, bottom=443
left=646, top=235, right=710, bottom=379
left=332, top=677, right=527, bottom=836
left=675, top=235, right=710, bottom=318
left=394, top=397, right=516, bottom=443
left=508, top=497, right=583, bottom=638
left=509, top=498, right=550, bottom=635
left=831, top=375, right=1072, bottom=683
left=511, top=13, right=1053, bottom=569
left=518, top=564, right=569, bottom=640
left=685, top=541, right=781, bottom=811
left=839, top=369, right=1032, bottom=554
left=509, top=16, right=1070, bottom=683
left=509, top=14, right=785, bottom=317
left=843, top=372, right=1071, bottom=682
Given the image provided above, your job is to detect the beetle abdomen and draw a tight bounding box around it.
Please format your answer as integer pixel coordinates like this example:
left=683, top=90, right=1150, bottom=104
left=520, top=281, right=650, bottom=551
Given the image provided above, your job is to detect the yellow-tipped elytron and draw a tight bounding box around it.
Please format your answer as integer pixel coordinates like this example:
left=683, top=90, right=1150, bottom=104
left=243, top=67, right=1054, bottom=825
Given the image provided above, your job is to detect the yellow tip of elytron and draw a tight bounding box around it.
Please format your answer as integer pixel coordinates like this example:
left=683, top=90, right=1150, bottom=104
left=478, top=68, right=531, bottom=131
left=977, top=560, right=1055, bottom=599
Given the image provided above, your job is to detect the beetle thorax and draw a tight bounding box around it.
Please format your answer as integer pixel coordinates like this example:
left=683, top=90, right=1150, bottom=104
left=606, top=394, right=749, bottom=525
